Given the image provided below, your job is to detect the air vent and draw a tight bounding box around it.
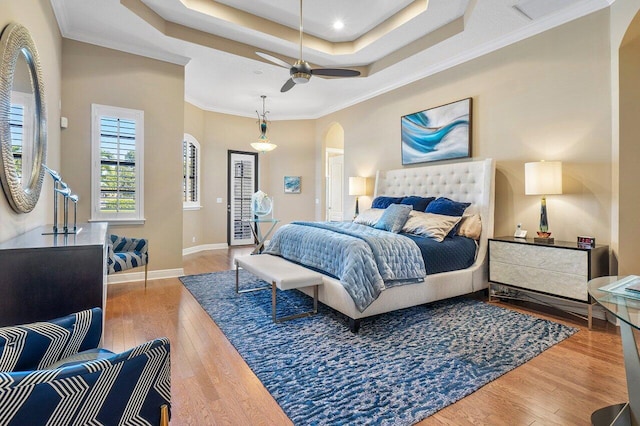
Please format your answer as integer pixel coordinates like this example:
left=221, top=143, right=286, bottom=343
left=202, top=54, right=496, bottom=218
left=513, top=0, right=580, bottom=20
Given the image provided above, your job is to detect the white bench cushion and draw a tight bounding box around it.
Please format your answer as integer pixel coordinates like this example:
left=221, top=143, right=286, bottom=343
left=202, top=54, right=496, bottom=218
left=236, top=254, right=322, bottom=291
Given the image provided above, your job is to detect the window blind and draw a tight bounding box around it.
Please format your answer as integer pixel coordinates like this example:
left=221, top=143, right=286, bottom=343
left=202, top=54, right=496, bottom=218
left=99, top=116, right=137, bottom=213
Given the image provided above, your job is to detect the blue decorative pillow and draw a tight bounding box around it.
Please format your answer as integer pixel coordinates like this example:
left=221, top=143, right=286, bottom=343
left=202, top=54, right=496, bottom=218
left=425, top=197, right=471, bottom=237
left=401, top=196, right=435, bottom=211
left=425, top=197, right=471, bottom=217
left=0, top=308, right=102, bottom=372
left=374, top=204, right=412, bottom=233
left=372, top=196, right=404, bottom=209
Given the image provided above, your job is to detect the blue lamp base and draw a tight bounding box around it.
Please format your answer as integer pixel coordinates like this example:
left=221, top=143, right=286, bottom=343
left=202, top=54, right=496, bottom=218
left=535, top=196, right=554, bottom=243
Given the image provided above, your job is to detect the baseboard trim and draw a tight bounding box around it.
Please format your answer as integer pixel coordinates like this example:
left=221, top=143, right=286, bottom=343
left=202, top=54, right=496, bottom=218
left=182, top=243, right=228, bottom=256
left=107, top=268, right=185, bottom=285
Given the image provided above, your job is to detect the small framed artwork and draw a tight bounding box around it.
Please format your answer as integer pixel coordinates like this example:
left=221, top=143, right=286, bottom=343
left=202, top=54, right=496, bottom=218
left=401, top=97, right=472, bottom=165
left=284, top=176, right=301, bottom=193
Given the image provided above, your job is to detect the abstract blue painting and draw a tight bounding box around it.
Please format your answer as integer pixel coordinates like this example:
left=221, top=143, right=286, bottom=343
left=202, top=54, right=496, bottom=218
left=284, top=176, right=301, bottom=193
left=401, top=98, right=472, bottom=165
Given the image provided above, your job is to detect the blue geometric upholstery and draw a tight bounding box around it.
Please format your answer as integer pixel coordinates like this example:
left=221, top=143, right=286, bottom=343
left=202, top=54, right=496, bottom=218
left=107, top=234, right=149, bottom=287
left=0, top=308, right=170, bottom=426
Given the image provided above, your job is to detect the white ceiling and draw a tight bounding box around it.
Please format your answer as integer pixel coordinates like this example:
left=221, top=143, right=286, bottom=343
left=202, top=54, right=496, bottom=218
left=50, top=0, right=613, bottom=120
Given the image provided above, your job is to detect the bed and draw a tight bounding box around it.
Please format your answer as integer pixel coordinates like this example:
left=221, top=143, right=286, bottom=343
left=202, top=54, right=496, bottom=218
left=266, top=158, right=495, bottom=332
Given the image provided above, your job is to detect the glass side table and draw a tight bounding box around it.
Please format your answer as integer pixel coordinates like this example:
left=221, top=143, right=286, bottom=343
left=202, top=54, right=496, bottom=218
left=588, top=276, right=640, bottom=426
left=244, top=218, right=279, bottom=254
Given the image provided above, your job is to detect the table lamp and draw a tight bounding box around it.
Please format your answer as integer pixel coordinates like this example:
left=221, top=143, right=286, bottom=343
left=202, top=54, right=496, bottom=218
left=349, top=176, right=367, bottom=218
left=525, top=161, right=562, bottom=243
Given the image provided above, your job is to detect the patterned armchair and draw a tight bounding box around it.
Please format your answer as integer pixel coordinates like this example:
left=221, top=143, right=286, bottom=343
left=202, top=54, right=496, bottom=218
left=108, top=234, right=149, bottom=287
left=0, top=308, right=170, bottom=426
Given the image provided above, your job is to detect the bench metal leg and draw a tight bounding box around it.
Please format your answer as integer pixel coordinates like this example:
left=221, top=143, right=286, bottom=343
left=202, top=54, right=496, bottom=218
left=235, top=260, right=270, bottom=294
left=272, top=283, right=319, bottom=323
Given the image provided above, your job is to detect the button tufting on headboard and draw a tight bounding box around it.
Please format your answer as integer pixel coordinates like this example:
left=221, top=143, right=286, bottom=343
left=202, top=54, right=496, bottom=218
left=373, top=159, right=495, bottom=262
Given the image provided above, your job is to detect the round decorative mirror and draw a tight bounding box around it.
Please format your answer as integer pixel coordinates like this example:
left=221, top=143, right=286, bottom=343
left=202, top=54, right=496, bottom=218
left=0, top=23, right=47, bottom=213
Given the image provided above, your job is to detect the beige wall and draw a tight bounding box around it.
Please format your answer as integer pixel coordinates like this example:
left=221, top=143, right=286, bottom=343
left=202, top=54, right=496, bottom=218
left=183, top=103, right=316, bottom=248
left=617, top=6, right=640, bottom=275
left=316, top=11, right=613, bottom=246
left=61, top=39, right=185, bottom=271
left=0, top=0, right=61, bottom=242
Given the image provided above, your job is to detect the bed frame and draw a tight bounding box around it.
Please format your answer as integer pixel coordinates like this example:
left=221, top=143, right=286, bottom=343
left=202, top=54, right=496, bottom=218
left=298, top=158, right=496, bottom=332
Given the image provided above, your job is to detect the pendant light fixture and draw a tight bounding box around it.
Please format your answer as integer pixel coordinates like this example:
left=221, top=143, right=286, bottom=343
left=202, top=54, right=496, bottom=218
left=251, top=95, right=277, bottom=153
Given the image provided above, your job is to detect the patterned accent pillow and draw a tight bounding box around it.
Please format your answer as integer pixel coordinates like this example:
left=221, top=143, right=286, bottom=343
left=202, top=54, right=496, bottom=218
left=457, top=214, right=482, bottom=240
left=353, top=208, right=385, bottom=226
left=0, top=308, right=102, bottom=372
left=45, top=348, right=115, bottom=370
left=402, top=211, right=462, bottom=242
left=372, top=196, right=404, bottom=209
left=401, top=196, right=435, bottom=211
left=374, top=204, right=412, bottom=233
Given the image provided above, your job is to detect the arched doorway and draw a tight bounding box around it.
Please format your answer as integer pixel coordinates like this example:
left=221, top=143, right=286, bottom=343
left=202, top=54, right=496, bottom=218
left=324, top=123, right=344, bottom=221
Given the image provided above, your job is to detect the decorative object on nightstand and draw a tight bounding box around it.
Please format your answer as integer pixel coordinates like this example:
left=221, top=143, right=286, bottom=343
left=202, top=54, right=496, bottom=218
left=577, top=235, right=596, bottom=249
left=349, top=176, right=367, bottom=218
left=250, top=95, right=277, bottom=153
left=525, top=160, right=562, bottom=243
left=514, top=223, right=527, bottom=238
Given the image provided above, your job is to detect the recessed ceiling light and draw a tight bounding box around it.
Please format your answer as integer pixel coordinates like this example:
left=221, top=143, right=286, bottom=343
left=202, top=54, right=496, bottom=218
left=333, top=20, right=344, bottom=31
left=253, top=70, right=263, bottom=75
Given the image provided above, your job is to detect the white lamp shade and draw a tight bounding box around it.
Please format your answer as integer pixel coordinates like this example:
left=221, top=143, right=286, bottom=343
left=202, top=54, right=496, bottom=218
left=525, top=161, right=562, bottom=195
left=348, top=176, right=367, bottom=196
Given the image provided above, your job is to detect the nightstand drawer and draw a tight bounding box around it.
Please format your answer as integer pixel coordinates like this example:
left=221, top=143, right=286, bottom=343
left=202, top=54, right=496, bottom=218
left=490, top=240, right=587, bottom=276
left=490, top=260, right=588, bottom=301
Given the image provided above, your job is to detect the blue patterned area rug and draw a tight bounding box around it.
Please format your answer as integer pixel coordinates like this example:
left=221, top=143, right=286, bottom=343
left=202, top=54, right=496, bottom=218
left=180, top=270, right=577, bottom=425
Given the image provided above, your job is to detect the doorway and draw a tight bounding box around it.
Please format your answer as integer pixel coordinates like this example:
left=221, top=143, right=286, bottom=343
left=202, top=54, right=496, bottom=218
left=326, top=149, right=344, bottom=221
left=227, top=150, right=258, bottom=246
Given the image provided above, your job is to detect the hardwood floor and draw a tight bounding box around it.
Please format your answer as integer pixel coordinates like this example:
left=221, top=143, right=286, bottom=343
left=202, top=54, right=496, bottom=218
left=105, top=247, right=630, bottom=425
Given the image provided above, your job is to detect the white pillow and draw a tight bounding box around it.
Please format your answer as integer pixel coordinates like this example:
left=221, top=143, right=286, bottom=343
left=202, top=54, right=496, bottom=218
left=402, top=211, right=462, bottom=242
left=353, top=208, right=385, bottom=226
left=457, top=214, right=482, bottom=240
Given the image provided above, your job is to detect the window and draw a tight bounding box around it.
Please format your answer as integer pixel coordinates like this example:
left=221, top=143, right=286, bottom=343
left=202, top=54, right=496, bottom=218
left=183, top=133, right=201, bottom=210
left=9, top=91, right=35, bottom=186
left=91, top=104, right=144, bottom=222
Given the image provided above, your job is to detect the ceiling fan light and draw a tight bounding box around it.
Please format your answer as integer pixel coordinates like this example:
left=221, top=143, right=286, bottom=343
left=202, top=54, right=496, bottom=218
left=292, top=72, right=310, bottom=84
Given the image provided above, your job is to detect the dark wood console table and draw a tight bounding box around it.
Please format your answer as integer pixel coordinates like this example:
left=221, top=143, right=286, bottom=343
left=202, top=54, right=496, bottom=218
left=0, top=222, right=108, bottom=326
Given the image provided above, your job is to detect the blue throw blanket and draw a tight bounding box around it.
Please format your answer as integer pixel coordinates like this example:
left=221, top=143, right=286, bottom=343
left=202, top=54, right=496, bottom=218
left=264, top=221, right=426, bottom=312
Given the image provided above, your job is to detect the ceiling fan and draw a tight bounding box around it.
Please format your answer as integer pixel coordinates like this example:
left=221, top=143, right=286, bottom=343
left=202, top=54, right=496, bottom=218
left=256, top=0, right=361, bottom=93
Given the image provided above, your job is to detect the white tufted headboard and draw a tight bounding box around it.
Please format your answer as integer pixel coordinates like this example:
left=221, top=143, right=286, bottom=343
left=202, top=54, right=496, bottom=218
left=374, top=158, right=496, bottom=268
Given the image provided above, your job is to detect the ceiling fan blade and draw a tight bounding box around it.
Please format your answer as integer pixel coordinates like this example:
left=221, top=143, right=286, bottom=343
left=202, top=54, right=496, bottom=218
left=256, top=51, right=292, bottom=69
left=280, top=78, right=296, bottom=93
left=311, top=68, right=361, bottom=77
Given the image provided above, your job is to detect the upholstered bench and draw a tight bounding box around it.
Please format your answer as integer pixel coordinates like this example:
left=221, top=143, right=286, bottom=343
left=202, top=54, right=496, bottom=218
left=235, top=254, right=323, bottom=323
